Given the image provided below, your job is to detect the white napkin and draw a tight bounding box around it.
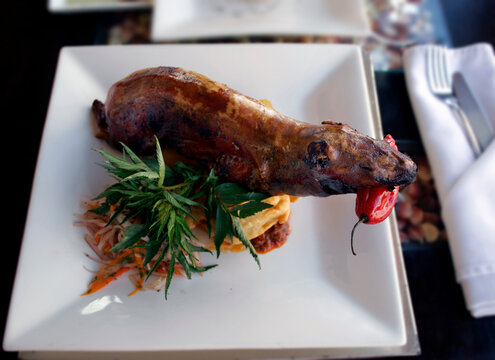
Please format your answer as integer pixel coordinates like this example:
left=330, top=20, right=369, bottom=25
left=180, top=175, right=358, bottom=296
left=403, top=43, right=495, bottom=318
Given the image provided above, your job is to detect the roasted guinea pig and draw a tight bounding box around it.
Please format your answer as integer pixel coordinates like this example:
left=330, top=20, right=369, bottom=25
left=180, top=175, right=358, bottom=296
left=92, top=67, right=417, bottom=197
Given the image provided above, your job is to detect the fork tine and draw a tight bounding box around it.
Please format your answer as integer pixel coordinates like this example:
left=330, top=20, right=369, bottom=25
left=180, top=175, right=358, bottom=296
left=433, top=46, right=444, bottom=90
left=440, top=46, right=451, bottom=88
left=435, top=46, right=447, bottom=90
left=426, top=46, right=437, bottom=91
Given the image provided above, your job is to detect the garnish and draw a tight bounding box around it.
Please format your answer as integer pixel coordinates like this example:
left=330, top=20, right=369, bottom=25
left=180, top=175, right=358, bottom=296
left=89, top=136, right=273, bottom=298
left=350, top=134, right=400, bottom=256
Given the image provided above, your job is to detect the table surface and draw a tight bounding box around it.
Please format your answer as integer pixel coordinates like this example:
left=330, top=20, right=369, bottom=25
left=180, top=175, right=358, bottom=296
left=3, top=1, right=495, bottom=359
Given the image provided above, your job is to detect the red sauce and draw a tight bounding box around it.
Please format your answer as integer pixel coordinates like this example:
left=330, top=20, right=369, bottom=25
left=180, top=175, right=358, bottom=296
left=250, top=218, right=291, bottom=254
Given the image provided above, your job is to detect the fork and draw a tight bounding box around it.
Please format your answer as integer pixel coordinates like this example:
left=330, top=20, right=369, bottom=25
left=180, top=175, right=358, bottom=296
left=426, top=45, right=482, bottom=157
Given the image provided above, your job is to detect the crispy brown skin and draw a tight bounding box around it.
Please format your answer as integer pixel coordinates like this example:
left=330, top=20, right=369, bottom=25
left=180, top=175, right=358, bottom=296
left=92, top=67, right=417, bottom=197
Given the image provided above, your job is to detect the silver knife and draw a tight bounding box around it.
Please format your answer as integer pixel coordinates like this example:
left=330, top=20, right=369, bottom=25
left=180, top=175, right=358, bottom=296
left=453, top=72, right=495, bottom=153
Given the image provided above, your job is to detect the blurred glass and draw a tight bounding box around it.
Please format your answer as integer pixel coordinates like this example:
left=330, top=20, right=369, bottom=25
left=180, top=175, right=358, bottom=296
left=364, top=0, right=451, bottom=70
left=367, top=0, right=428, bottom=47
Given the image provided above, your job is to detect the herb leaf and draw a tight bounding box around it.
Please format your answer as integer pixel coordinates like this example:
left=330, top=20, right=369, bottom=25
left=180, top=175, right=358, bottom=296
left=232, top=215, right=260, bottom=269
left=215, top=183, right=268, bottom=204
left=111, top=223, right=149, bottom=252
left=230, top=201, right=273, bottom=218
left=214, top=204, right=230, bottom=256
left=92, top=137, right=272, bottom=299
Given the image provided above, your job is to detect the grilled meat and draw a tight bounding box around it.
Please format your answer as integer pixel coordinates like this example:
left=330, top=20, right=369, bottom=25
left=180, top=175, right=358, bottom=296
left=92, top=67, right=416, bottom=197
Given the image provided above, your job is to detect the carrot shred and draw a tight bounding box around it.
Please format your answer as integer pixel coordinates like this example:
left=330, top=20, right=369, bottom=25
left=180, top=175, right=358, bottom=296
left=82, top=249, right=134, bottom=296
left=174, top=266, right=184, bottom=276
left=128, top=253, right=145, bottom=297
left=127, top=287, right=140, bottom=297
left=82, top=267, right=130, bottom=295
left=94, top=233, right=101, bottom=244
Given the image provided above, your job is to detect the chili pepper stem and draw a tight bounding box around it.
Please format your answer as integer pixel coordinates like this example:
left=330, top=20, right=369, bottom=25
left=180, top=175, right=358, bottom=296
left=350, top=214, right=368, bottom=256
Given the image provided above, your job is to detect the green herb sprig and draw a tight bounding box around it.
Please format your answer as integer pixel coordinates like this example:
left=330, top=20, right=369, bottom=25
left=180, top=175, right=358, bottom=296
left=91, top=136, right=272, bottom=298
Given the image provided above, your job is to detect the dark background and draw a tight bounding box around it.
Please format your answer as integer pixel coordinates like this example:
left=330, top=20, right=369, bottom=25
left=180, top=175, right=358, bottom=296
left=3, top=0, right=495, bottom=359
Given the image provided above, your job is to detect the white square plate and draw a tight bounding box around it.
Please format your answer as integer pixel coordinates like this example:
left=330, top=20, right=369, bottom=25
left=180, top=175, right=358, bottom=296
left=151, top=0, right=371, bottom=41
left=4, top=44, right=418, bottom=359
left=48, top=0, right=151, bottom=13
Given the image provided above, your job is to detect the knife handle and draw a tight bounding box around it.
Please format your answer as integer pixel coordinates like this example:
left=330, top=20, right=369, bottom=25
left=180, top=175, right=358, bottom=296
left=445, top=97, right=482, bottom=157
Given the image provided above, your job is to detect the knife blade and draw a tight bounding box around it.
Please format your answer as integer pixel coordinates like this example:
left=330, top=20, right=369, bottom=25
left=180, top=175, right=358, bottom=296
left=453, top=72, right=494, bottom=152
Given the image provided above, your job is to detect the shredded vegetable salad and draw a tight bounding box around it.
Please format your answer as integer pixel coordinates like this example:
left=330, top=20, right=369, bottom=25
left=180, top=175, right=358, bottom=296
left=75, top=199, right=195, bottom=296
left=74, top=137, right=274, bottom=299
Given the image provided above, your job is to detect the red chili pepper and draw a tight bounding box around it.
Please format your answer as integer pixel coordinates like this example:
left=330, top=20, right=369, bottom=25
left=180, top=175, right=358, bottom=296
left=350, top=134, right=399, bottom=255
